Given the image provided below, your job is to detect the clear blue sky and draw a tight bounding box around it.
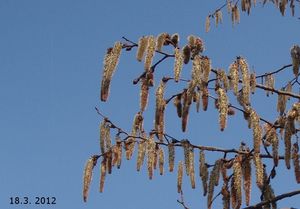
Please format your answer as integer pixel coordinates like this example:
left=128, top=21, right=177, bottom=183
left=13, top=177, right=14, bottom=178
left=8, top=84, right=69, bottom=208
left=0, top=1, right=300, bottom=209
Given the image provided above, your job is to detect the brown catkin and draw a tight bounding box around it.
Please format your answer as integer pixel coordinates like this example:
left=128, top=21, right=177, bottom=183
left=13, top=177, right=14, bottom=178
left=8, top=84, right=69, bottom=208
left=290, top=45, right=300, bottom=77
left=125, top=138, right=135, bottom=160
left=286, top=82, right=292, bottom=100
left=233, top=156, right=242, bottom=209
left=158, top=147, right=164, bottom=175
left=202, top=86, right=209, bottom=111
left=106, top=150, right=113, bottom=174
left=182, top=140, right=190, bottom=176
left=174, top=47, right=184, bottom=82
left=229, top=61, right=239, bottom=95
left=155, top=81, right=166, bottom=141
left=83, top=156, right=97, bottom=202
left=136, top=36, right=148, bottom=62
left=100, top=120, right=106, bottom=154
left=194, top=90, right=201, bottom=112
left=156, top=33, right=168, bottom=52
left=115, top=137, right=122, bottom=169
left=277, top=89, right=287, bottom=115
left=292, top=143, right=300, bottom=183
left=231, top=175, right=237, bottom=209
left=137, top=140, right=147, bottom=171
left=189, top=148, right=196, bottom=189
left=144, top=36, right=156, bottom=71
left=99, top=157, right=107, bottom=193
left=174, top=94, right=182, bottom=118
left=147, top=135, right=156, bottom=179
left=104, top=123, right=112, bottom=151
left=217, top=87, right=229, bottom=131
left=284, top=115, right=295, bottom=169
left=140, top=78, right=149, bottom=112
left=192, top=55, right=202, bottom=85
left=101, top=42, right=122, bottom=102
left=177, top=161, right=183, bottom=193
left=182, top=45, right=191, bottom=64
left=239, top=57, right=250, bottom=106
left=200, top=150, right=208, bottom=196
left=217, top=69, right=229, bottom=91
left=250, top=72, right=256, bottom=94
left=242, top=156, right=252, bottom=206
left=253, top=153, right=264, bottom=189
left=221, top=183, right=230, bottom=209
left=168, top=143, right=175, bottom=172
left=201, top=56, right=211, bottom=84
left=208, top=162, right=220, bottom=209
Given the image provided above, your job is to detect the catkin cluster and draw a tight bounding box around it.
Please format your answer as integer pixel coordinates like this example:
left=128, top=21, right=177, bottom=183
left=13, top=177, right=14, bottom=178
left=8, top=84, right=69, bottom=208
left=101, top=42, right=123, bottom=101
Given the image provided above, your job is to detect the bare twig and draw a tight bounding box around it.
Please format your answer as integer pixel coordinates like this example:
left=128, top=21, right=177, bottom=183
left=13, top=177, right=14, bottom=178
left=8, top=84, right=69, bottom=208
left=243, top=189, right=300, bottom=209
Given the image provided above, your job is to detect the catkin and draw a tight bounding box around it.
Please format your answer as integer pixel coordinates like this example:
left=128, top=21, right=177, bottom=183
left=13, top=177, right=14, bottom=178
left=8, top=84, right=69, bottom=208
left=239, top=57, right=250, bottom=106
left=174, top=94, right=182, bottom=118
left=277, top=89, right=287, bottom=115
left=99, top=157, right=107, bottom=193
left=177, top=161, right=183, bottom=193
left=174, top=48, right=184, bottom=82
left=101, top=42, right=122, bottom=102
left=253, top=153, right=264, bottom=189
left=137, top=140, right=147, bottom=171
left=182, top=45, right=191, bottom=64
left=189, top=149, right=195, bottom=189
left=286, top=82, right=292, bottom=100
left=201, top=56, right=211, bottom=84
left=292, top=143, right=300, bottom=183
left=221, top=184, right=230, bottom=209
left=192, top=55, right=202, bottom=86
left=233, top=156, right=242, bottom=209
left=156, top=33, right=168, bottom=52
left=217, top=87, right=229, bottom=131
left=200, top=150, right=208, bottom=196
left=171, top=33, right=180, bottom=47
left=140, top=78, right=149, bottom=112
left=136, top=36, right=148, bottom=62
left=208, top=163, right=220, bottom=209
left=231, top=176, right=237, bottom=209
left=284, top=114, right=295, bottom=169
left=194, top=90, right=201, bottom=112
left=168, top=143, right=175, bottom=172
left=125, top=138, right=135, bottom=160
left=290, top=44, right=300, bottom=77
left=202, top=86, right=209, bottom=111
left=83, top=156, right=97, bottom=202
left=144, top=36, right=156, bottom=71
left=158, top=147, right=164, bottom=175
left=115, top=136, right=122, bottom=169
left=250, top=72, right=256, bottom=94
left=242, top=156, right=252, bottom=206
left=229, top=61, right=239, bottom=95
left=147, top=135, right=156, bottom=179
left=265, top=74, right=275, bottom=96
left=155, top=81, right=166, bottom=141
left=100, top=121, right=106, bottom=154
left=215, top=10, right=223, bottom=26
left=217, top=69, right=229, bottom=91
left=182, top=140, right=190, bottom=176
left=106, top=151, right=113, bottom=174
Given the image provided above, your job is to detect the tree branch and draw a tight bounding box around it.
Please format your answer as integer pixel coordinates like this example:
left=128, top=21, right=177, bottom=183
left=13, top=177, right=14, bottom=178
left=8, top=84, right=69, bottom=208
left=243, top=189, right=300, bottom=209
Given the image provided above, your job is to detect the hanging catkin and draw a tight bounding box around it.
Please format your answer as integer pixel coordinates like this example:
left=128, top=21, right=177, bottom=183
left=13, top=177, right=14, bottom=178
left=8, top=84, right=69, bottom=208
left=147, top=135, right=156, bottom=180
left=253, top=153, right=264, bottom=189
left=101, top=42, right=122, bottom=102
left=189, top=148, right=196, bottom=189
left=181, top=140, right=190, bottom=176
left=174, top=47, right=184, bottom=82
left=292, top=142, right=300, bottom=183
left=242, top=156, right=252, bottom=206
left=233, top=156, right=242, bottom=209
left=173, top=94, right=182, bottom=118
left=229, top=61, right=239, bottom=95
left=168, top=143, right=175, bottom=172
left=83, top=156, right=97, bottom=202
left=144, top=36, right=156, bottom=71
left=199, top=150, right=208, bottom=196
left=137, top=140, right=147, bottom=171
left=136, top=36, right=148, bottom=62
left=140, top=78, right=149, bottom=112
left=217, top=87, right=229, bottom=131
left=290, top=45, right=300, bottom=77
left=156, top=33, right=168, bottom=52
left=99, top=157, right=107, bottom=193
left=155, top=80, right=166, bottom=141
left=177, top=161, right=183, bottom=193
left=284, top=111, right=296, bottom=169
left=250, top=72, right=256, bottom=94
left=205, top=16, right=210, bottom=33
left=158, top=147, right=164, bottom=175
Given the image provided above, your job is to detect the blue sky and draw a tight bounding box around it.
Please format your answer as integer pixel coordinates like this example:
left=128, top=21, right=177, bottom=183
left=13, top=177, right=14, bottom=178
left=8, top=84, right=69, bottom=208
left=1, top=0, right=300, bottom=209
